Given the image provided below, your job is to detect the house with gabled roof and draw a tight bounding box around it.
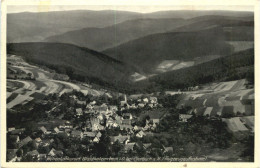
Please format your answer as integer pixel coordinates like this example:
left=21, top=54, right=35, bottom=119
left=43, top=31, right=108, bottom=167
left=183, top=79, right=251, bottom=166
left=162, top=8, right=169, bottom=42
left=142, top=124, right=150, bottom=131
left=124, top=143, right=135, bottom=153
left=35, top=137, right=42, bottom=144
left=53, top=127, right=60, bottom=134
left=136, top=130, right=146, bottom=138
left=148, top=104, right=154, bottom=108
left=19, top=136, right=32, bottom=147
left=48, top=148, right=63, bottom=158
left=90, top=118, right=104, bottom=131
left=93, top=137, right=100, bottom=143
left=106, top=117, right=116, bottom=127
left=118, top=124, right=133, bottom=131
left=71, top=130, right=83, bottom=139
left=150, top=97, right=158, bottom=104
left=96, top=131, right=102, bottom=138
left=8, top=127, right=16, bottom=132
left=143, top=98, right=149, bottom=103
left=143, top=143, right=152, bottom=149
left=9, top=128, right=25, bottom=135
left=110, top=134, right=130, bottom=144
left=138, top=103, right=145, bottom=108
left=83, top=131, right=96, bottom=138
left=133, top=125, right=142, bottom=132
left=122, top=119, right=132, bottom=125
left=39, top=126, right=49, bottom=134
left=75, top=108, right=83, bottom=116
left=77, top=100, right=86, bottom=105
left=163, top=146, right=173, bottom=153
left=40, top=139, right=51, bottom=147
left=179, top=114, right=193, bottom=122
left=152, top=119, right=160, bottom=127
left=115, top=115, right=123, bottom=124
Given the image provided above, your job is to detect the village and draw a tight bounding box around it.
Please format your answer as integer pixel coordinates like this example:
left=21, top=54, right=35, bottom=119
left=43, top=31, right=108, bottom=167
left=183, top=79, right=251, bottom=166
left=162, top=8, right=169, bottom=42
left=7, top=86, right=255, bottom=161
left=7, top=92, right=169, bottom=161
left=6, top=55, right=255, bottom=162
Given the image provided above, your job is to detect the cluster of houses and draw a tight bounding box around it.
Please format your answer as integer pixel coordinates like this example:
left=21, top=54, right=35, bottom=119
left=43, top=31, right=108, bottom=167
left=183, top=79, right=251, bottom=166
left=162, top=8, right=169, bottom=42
left=120, top=95, right=159, bottom=110
left=7, top=94, right=164, bottom=162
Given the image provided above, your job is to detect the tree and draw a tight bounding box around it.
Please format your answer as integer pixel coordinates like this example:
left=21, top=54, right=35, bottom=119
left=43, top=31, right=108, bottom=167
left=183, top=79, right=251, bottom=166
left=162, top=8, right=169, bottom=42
left=16, top=149, right=23, bottom=157
left=21, top=154, right=38, bottom=162
left=38, top=146, right=50, bottom=154
left=112, top=140, right=123, bottom=157
left=27, top=141, right=37, bottom=151
left=246, top=69, right=254, bottom=84
left=240, top=135, right=254, bottom=161
left=133, top=142, right=146, bottom=157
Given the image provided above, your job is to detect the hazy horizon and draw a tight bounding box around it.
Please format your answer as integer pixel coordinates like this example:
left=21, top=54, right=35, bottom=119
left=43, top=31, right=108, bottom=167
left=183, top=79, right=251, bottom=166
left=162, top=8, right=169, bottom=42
left=7, top=5, right=254, bottom=14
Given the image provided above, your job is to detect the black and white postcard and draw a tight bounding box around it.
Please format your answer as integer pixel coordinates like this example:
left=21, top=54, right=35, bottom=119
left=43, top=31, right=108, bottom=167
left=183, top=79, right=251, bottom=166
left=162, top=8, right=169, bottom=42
left=1, top=0, right=259, bottom=168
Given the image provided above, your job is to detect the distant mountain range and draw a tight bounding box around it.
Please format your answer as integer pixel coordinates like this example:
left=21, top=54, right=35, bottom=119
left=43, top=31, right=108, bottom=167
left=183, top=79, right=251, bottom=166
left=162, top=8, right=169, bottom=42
left=44, top=18, right=187, bottom=51
left=7, top=10, right=144, bottom=43
left=8, top=10, right=253, bottom=43
left=43, top=14, right=253, bottom=51
left=7, top=10, right=254, bottom=93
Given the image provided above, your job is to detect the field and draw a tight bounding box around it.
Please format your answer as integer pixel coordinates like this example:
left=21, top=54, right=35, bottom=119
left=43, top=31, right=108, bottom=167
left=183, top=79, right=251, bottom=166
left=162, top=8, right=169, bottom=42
left=156, top=60, right=194, bottom=73
left=173, top=79, right=254, bottom=116
left=6, top=55, right=105, bottom=109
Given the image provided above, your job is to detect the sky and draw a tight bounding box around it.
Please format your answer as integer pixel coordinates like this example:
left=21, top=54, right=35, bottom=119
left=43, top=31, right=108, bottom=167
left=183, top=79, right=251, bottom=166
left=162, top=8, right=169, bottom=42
left=7, top=5, right=254, bottom=14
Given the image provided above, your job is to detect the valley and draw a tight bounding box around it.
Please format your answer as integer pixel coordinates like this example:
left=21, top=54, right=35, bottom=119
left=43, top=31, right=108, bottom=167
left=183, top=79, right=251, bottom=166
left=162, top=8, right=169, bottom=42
left=5, top=8, right=255, bottom=163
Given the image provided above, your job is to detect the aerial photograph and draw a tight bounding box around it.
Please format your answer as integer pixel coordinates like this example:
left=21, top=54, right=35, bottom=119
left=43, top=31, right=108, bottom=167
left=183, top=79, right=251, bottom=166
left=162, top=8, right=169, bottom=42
left=5, top=5, right=254, bottom=162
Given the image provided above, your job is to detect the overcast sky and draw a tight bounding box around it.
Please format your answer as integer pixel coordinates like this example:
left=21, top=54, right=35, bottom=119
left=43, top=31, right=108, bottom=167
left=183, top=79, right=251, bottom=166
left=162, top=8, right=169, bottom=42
left=7, top=5, right=254, bottom=14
